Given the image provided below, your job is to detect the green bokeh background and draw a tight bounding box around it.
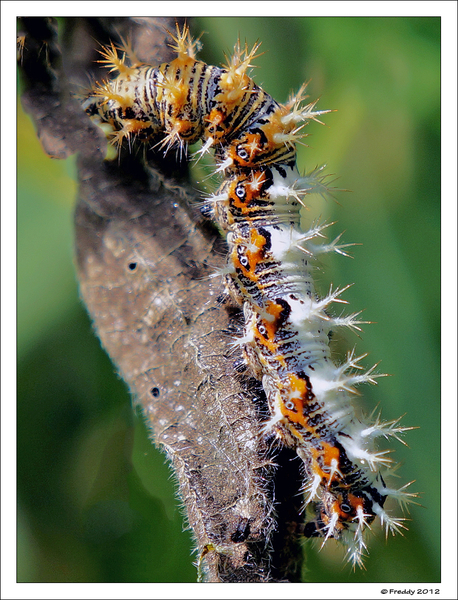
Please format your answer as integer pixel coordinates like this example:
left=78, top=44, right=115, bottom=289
left=17, top=17, right=440, bottom=583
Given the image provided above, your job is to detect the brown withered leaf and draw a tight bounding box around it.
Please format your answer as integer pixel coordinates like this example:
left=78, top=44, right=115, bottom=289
left=18, top=16, right=305, bottom=582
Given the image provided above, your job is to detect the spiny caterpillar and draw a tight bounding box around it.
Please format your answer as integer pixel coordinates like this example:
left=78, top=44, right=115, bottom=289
left=83, top=23, right=417, bottom=569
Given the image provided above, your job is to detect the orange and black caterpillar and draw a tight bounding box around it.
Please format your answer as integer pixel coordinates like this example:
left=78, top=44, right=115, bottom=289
left=84, top=24, right=416, bottom=569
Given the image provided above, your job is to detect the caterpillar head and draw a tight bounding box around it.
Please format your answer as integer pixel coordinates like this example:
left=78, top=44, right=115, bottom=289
left=303, top=485, right=383, bottom=568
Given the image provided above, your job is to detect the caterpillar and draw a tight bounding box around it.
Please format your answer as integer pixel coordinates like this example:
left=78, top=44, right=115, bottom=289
left=83, top=23, right=416, bottom=569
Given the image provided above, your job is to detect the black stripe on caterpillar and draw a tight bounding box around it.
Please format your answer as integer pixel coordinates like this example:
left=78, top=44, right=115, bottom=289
left=83, top=23, right=417, bottom=569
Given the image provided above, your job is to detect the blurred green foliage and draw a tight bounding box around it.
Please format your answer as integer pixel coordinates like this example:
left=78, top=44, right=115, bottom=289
left=18, top=17, right=440, bottom=583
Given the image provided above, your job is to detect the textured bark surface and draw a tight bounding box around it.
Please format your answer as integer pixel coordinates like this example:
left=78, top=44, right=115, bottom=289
left=18, top=16, right=305, bottom=582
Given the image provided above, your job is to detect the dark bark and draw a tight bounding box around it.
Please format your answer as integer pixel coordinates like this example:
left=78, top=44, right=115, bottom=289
left=18, top=16, right=305, bottom=582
